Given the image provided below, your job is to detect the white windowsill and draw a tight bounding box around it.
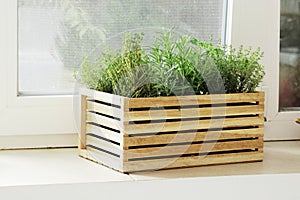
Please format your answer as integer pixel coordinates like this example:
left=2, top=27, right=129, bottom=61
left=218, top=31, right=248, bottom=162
left=1, top=141, right=300, bottom=199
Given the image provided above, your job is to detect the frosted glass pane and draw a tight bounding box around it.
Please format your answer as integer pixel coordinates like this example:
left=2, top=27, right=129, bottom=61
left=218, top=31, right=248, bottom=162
left=18, top=0, right=227, bottom=95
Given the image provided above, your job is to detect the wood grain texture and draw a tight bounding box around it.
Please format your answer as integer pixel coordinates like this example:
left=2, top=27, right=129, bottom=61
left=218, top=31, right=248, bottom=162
left=124, top=139, right=263, bottom=160
left=124, top=116, right=264, bottom=135
left=124, top=104, right=264, bottom=121
left=129, top=92, right=264, bottom=108
left=79, top=95, right=87, bottom=149
left=123, top=152, right=263, bottom=172
left=123, top=128, right=264, bottom=147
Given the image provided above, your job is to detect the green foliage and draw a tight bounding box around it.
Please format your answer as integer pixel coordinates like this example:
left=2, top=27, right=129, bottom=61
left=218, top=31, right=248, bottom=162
left=79, top=33, right=150, bottom=96
left=191, top=39, right=265, bottom=93
left=76, top=30, right=265, bottom=97
left=148, top=31, right=206, bottom=96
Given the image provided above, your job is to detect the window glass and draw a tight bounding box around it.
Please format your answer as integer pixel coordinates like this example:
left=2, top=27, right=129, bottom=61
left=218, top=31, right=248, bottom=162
left=280, top=0, right=300, bottom=111
left=18, top=0, right=227, bottom=95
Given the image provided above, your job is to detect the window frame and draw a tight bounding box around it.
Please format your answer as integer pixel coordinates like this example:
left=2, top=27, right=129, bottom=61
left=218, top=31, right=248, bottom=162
left=230, top=0, right=300, bottom=140
left=0, top=0, right=77, bottom=148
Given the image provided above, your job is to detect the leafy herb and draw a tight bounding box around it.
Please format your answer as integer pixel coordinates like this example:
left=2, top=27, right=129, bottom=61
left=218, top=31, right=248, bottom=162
left=76, top=30, right=265, bottom=97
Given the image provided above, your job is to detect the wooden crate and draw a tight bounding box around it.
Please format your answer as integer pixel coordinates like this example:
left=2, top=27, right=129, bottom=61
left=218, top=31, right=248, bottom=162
left=79, top=88, right=265, bottom=173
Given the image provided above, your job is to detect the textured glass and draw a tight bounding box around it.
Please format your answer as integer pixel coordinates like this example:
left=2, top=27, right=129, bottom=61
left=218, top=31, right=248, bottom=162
left=280, top=0, right=300, bottom=111
left=18, top=0, right=227, bottom=95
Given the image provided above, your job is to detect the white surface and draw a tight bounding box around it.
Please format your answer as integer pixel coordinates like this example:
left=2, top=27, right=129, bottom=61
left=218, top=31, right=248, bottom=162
left=1, top=142, right=300, bottom=186
left=0, top=173, right=300, bottom=200
left=1, top=142, right=300, bottom=199
left=0, top=134, right=77, bottom=150
left=0, top=148, right=133, bottom=187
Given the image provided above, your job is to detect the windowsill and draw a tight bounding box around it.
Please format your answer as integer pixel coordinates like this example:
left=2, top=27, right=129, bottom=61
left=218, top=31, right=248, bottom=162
left=1, top=141, right=300, bottom=187
left=1, top=141, right=300, bottom=199
left=0, top=142, right=300, bottom=187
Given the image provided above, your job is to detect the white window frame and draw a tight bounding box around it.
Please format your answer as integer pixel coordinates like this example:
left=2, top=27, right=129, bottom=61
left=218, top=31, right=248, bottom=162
left=230, top=0, right=300, bottom=140
left=0, top=0, right=77, bottom=149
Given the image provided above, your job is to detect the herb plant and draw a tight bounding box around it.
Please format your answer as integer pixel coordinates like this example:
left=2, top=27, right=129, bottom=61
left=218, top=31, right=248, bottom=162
left=76, top=30, right=265, bottom=97
left=191, top=39, right=265, bottom=93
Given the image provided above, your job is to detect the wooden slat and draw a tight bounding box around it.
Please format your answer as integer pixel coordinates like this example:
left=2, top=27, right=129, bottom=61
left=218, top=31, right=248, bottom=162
left=79, top=149, right=122, bottom=172
left=125, top=104, right=264, bottom=121
left=124, top=138, right=263, bottom=160
left=86, top=124, right=121, bottom=144
left=129, top=92, right=264, bottom=108
left=123, top=152, right=263, bottom=172
left=87, top=112, right=123, bottom=131
left=124, top=116, right=264, bottom=135
left=124, top=128, right=264, bottom=147
left=87, top=101, right=123, bottom=119
left=86, top=135, right=122, bottom=155
left=80, top=87, right=125, bottom=106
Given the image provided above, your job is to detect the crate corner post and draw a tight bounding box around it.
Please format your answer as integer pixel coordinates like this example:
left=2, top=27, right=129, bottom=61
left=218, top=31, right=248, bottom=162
left=79, top=94, right=88, bottom=152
